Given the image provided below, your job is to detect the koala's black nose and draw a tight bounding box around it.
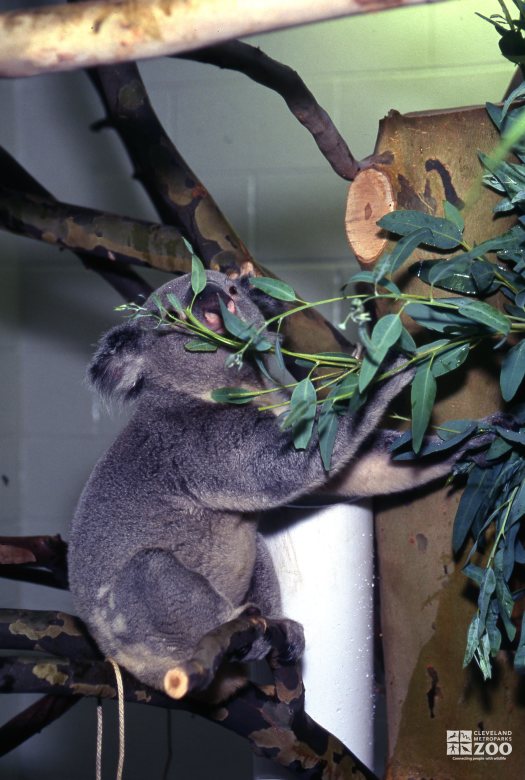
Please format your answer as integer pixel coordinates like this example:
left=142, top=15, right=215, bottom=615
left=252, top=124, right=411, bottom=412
left=196, top=283, right=232, bottom=314
left=193, top=283, right=236, bottom=332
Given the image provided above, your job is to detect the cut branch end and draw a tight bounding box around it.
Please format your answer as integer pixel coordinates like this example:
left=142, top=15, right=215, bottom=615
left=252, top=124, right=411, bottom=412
left=164, top=667, right=190, bottom=699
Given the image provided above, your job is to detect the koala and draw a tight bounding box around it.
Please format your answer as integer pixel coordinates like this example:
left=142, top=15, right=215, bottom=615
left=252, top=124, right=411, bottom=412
left=68, top=269, right=489, bottom=699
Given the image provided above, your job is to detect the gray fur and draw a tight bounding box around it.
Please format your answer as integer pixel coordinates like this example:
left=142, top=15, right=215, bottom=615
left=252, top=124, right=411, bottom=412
left=67, top=270, right=423, bottom=695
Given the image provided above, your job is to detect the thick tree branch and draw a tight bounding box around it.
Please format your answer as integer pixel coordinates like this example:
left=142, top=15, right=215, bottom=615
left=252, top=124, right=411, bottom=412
left=0, top=652, right=378, bottom=779
left=88, top=63, right=355, bottom=355
left=0, top=147, right=153, bottom=302
left=0, top=609, right=100, bottom=660
left=179, top=41, right=363, bottom=180
left=88, top=63, right=253, bottom=270
left=0, top=534, right=68, bottom=589
left=0, top=0, right=446, bottom=79
left=0, top=695, right=81, bottom=757
left=0, top=186, right=193, bottom=274
left=0, top=530, right=377, bottom=779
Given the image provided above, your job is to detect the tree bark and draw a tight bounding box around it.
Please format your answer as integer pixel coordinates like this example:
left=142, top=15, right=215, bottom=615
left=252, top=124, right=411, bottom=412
left=88, top=62, right=355, bottom=356
left=0, top=185, right=193, bottom=273
left=0, top=146, right=153, bottom=302
left=0, top=607, right=379, bottom=779
left=0, top=0, right=447, bottom=78
left=345, top=106, right=525, bottom=779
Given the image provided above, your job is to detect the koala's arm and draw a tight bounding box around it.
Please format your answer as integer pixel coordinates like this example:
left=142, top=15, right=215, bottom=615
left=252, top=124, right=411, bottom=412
left=319, top=430, right=454, bottom=499
left=178, top=367, right=417, bottom=512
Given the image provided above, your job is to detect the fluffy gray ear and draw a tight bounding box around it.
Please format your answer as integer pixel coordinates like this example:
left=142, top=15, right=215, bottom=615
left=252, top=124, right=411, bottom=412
left=89, top=323, right=149, bottom=402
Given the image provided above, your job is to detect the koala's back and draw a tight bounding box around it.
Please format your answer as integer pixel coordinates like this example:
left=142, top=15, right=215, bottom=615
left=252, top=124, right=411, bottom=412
left=68, top=393, right=263, bottom=688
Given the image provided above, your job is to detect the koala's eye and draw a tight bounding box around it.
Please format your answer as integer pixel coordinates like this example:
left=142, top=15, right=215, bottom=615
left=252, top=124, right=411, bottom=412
left=228, top=285, right=238, bottom=297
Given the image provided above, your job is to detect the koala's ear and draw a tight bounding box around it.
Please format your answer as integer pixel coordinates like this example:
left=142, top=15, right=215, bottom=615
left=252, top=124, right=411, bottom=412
left=89, top=323, right=150, bottom=402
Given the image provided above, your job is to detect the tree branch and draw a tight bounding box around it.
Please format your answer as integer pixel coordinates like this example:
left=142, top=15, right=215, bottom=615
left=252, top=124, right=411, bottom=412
left=0, top=185, right=193, bottom=274
left=179, top=41, right=362, bottom=180
left=0, top=695, right=81, bottom=757
left=88, top=63, right=253, bottom=270
left=0, top=146, right=153, bottom=302
left=0, top=0, right=446, bottom=79
left=0, top=609, right=100, bottom=660
left=0, top=652, right=379, bottom=779
left=0, top=534, right=68, bottom=589
left=0, top=529, right=378, bottom=779
left=88, top=63, right=355, bottom=356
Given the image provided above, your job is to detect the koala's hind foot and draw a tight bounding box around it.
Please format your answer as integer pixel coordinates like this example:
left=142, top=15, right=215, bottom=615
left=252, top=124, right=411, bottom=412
left=163, top=612, right=304, bottom=700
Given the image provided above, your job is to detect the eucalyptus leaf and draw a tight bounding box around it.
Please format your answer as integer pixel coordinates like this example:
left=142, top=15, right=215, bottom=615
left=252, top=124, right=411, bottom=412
left=166, top=292, right=185, bottom=315
left=404, top=302, right=476, bottom=334
left=370, top=313, right=403, bottom=354
left=218, top=298, right=255, bottom=341
left=443, top=201, right=465, bottom=231
left=249, top=277, right=296, bottom=302
left=399, top=326, right=417, bottom=353
left=453, top=466, right=495, bottom=552
left=456, top=299, right=511, bottom=334
left=463, top=615, right=480, bottom=667
left=274, top=337, right=285, bottom=372
left=485, top=101, right=503, bottom=130
left=495, top=426, right=525, bottom=445
left=318, top=404, right=340, bottom=471
left=347, top=270, right=377, bottom=285
left=463, top=562, right=484, bottom=586
left=184, top=339, right=218, bottom=352
left=486, top=601, right=502, bottom=655
left=470, top=260, right=496, bottom=294
left=478, top=568, right=496, bottom=626
left=378, top=210, right=464, bottom=250
left=191, top=255, right=207, bottom=296
left=211, top=386, right=257, bottom=405
left=358, top=315, right=402, bottom=392
left=430, top=342, right=470, bottom=378
left=388, top=227, right=432, bottom=274
left=500, top=340, right=525, bottom=400
left=358, top=352, right=383, bottom=393
left=485, top=436, right=513, bottom=460
left=289, top=379, right=317, bottom=450
left=411, top=362, right=437, bottom=453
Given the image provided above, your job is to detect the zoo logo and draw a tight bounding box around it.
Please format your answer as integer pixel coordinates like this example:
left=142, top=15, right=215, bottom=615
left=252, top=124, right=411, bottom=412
left=446, top=730, right=513, bottom=760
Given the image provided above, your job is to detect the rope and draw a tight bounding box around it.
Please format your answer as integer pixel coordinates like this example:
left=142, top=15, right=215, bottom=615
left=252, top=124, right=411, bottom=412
left=95, top=659, right=126, bottom=780
left=108, top=658, right=126, bottom=780
left=96, top=700, right=103, bottom=780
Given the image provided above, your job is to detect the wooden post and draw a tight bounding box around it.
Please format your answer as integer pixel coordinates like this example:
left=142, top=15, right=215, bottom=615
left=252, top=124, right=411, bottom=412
left=345, top=106, right=525, bottom=779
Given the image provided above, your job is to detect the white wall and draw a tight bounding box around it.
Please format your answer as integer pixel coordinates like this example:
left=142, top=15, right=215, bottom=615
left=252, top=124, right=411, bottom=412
left=0, top=0, right=513, bottom=777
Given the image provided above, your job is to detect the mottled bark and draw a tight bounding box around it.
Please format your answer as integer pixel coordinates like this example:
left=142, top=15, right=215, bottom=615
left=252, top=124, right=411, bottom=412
left=0, top=609, right=100, bottom=660
left=0, top=186, right=193, bottom=274
left=0, top=0, right=443, bottom=79
left=88, top=62, right=253, bottom=270
left=0, top=147, right=152, bottom=302
left=88, top=62, right=355, bottom=356
left=0, top=609, right=378, bottom=779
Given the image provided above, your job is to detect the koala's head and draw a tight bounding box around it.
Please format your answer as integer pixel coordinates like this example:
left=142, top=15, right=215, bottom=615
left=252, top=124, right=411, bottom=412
left=89, top=269, right=283, bottom=403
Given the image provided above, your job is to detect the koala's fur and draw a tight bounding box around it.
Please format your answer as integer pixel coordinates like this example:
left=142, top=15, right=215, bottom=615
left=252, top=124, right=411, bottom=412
left=68, top=270, right=470, bottom=697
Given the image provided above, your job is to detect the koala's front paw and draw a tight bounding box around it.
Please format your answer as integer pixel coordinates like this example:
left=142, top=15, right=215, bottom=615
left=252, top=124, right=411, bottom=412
left=233, top=615, right=305, bottom=664
left=270, top=617, right=305, bottom=664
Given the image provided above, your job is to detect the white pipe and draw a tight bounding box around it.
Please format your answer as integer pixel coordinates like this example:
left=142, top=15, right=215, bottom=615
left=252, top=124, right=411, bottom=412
left=255, top=500, right=374, bottom=777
